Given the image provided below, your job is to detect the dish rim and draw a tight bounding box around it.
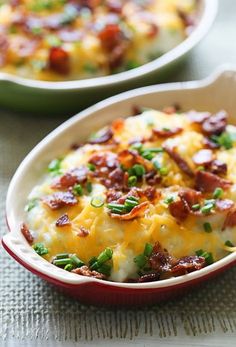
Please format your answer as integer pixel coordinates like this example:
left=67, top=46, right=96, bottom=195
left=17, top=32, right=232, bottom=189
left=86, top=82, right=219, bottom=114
left=3, top=65, right=236, bottom=290
left=0, top=0, right=218, bottom=90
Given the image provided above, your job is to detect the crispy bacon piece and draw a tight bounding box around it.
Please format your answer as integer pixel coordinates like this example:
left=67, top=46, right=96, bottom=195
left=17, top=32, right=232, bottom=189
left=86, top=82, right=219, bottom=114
left=203, top=137, right=220, bottom=149
left=138, top=272, right=160, bottom=282
left=76, top=226, right=89, bottom=237
left=216, top=199, right=234, bottom=212
left=163, top=145, right=194, bottom=177
left=210, top=160, right=227, bottom=176
left=195, top=171, right=232, bottom=193
left=118, top=149, right=153, bottom=171
left=109, top=201, right=149, bottom=220
left=152, top=127, right=183, bottom=138
left=145, top=170, right=162, bottom=186
left=192, top=149, right=214, bottom=166
left=187, top=111, right=210, bottom=124
left=43, top=191, right=77, bottom=210
left=106, top=189, right=123, bottom=203
left=55, top=213, right=71, bottom=227
left=202, top=110, right=227, bottom=136
left=179, top=188, right=202, bottom=209
left=149, top=243, right=176, bottom=272
left=49, top=47, right=70, bottom=75
left=21, top=223, right=34, bottom=244
left=52, top=167, right=88, bottom=189
left=142, top=186, right=157, bottom=201
left=89, top=128, right=114, bottom=144
left=72, top=265, right=106, bottom=279
left=89, top=152, right=118, bottom=169
left=169, top=200, right=189, bottom=221
left=222, top=208, right=236, bottom=230
left=171, top=256, right=205, bottom=275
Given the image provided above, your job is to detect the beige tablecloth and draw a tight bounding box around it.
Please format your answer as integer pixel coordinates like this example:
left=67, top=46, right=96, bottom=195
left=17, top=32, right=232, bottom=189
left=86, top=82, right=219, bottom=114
left=1, top=1, right=236, bottom=346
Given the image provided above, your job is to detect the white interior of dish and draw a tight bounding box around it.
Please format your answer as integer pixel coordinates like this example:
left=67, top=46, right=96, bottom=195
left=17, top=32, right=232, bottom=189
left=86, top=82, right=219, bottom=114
left=0, top=0, right=218, bottom=90
left=4, top=66, right=236, bottom=289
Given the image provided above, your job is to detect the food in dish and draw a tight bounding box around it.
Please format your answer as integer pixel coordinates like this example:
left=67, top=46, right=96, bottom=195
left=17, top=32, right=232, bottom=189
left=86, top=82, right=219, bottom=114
left=0, top=0, right=199, bottom=81
left=21, top=105, right=236, bottom=283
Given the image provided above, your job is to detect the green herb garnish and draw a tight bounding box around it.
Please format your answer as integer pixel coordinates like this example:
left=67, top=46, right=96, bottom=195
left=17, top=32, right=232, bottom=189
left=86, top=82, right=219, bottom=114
left=73, top=184, right=83, bottom=196
left=91, top=196, right=105, bottom=208
left=33, top=243, right=48, bottom=256
left=48, top=158, right=62, bottom=175
left=203, top=222, right=212, bottom=233
left=213, top=187, right=223, bottom=199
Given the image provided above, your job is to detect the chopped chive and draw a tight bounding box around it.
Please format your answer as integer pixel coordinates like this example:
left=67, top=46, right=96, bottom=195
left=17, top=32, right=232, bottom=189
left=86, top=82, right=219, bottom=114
left=162, top=127, right=170, bottom=131
left=131, top=142, right=143, bottom=153
left=91, top=196, right=105, bottom=208
left=197, top=166, right=205, bottom=171
left=225, top=240, right=234, bottom=247
left=192, top=203, right=201, bottom=211
left=25, top=198, right=38, bottom=212
left=211, top=132, right=234, bottom=150
left=195, top=249, right=214, bottom=265
left=128, top=175, right=137, bottom=187
left=64, top=264, right=74, bottom=271
left=33, top=243, right=48, bottom=256
left=48, top=158, right=62, bottom=175
left=86, top=181, right=92, bottom=193
left=70, top=254, right=84, bottom=267
left=107, top=203, right=125, bottom=211
left=53, top=258, right=72, bottom=266
left=203, top=222, right=212, bottom=233
left=144, top=243, right=153, bottom=257
left=164, top=196, right=174, bottom=204
left=109, top=207, right=124, bottom=214
left=141, top=151, right=155, bottom=160
left=97, top=263, right=112, bottom=276
left=145, top=148, right=164, bottom=153
left=90, top=261, right=99, bottom=271
left=204, top=199, right=216, bottom=206
left=213, top=187, right=223, bottom=199
left=153, top=159, right=161, bottom=171
left=87, top=163, right=96, bottom=171
left=127, top=196, right=139, bottom=202
left=88, top=256, right=97, bottom=267
left=132, top=164, right=146, bottom=177
left=196, top=249, right=204, bottom=257
left=73, top=184, right=83, bottom=196
left=124, top=199, right=138, bottom=212
left=201, top=204, right=214, bottom=214
left=134, top=254, right=147, bottom=268
left=55, top=253, right=69, bottom=260
left=159, top=167, right=169, bottom=176
left=97, top=248, right=113, bottom=265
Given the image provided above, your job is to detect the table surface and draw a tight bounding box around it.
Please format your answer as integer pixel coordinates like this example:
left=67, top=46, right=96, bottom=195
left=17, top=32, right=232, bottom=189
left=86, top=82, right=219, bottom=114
left=1, top=1, right=236, bottom=346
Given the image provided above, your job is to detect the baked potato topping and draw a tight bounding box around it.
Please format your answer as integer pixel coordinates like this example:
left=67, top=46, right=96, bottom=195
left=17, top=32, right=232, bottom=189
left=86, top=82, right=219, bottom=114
left=22, top=106, right=236, bottom=282
left=0, top=0, right=198, bottom=81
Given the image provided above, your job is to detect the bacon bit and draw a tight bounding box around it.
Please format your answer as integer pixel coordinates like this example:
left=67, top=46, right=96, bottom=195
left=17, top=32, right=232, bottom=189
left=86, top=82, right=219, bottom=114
left=72, top=265, right=106, bottom=279
left=51, top=167, right=88, bottom=189
left=89, top=128, right=114, bottom=144
left=152, top=127, right=183, bottom=138
left=216, top=199, right=234, bottom=212
left=89, top=152, right=118, bottom=169
left=132, top=105, right=143, bottom=116
left=202, top=110, right=227, bottom=136
left=163, top=145, right=194, bottom=177
left=171, top=256, right=205, bottom=275
left=106, top=189, right=123, bottom=203
left=109, top=201, right=149, bottom=220
left=142, top=186, right=157, bottom=201
left=111, top=118, right=124, bottom=132
left=187, top=111, right=211, bottom=124
left=138, top=272, right=160, bottom=282
left=203, top=137, right=220, bottom=149
left=49, top=47, right=70, bottom=75
left=55, top=214, right=71, bottom=227
left=168, top=200, right=189, bottom=221
left=179, top=188, right=202, bottom=209
left=222, top=208, right=236, bottom=230
left=70, top=143, right=83, bottom=150
left=21, top=223, right=34, bottom=244
left=149, top=242, right=176, bottom=272
left=195, top=171, right=232, bottom=193
left=118, top=149, right=153, bottom=171
left=210, top=160, right=227, bottom=176
left=43, top=191, right=77, bottom=210
left=77, top=226, right=89, bottom=237
left=144, top=170, right=162, bottom=186
left=192, top=149, right=214, bottom=166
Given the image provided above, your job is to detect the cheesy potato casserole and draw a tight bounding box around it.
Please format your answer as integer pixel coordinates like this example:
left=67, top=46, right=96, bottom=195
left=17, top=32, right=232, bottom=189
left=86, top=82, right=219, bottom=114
left=21, top=106, right=236, bottom=283
left=0, top=0, right=198, bottom=81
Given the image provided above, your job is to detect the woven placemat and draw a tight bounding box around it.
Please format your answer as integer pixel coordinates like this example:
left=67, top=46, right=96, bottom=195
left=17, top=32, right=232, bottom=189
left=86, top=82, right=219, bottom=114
left=1, top=110, right=236, bottom=345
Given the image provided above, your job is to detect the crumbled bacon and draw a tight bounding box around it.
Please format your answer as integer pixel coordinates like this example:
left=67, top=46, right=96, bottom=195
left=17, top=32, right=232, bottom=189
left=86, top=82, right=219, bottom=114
left=76, top=226, right=89, bottom=237
left=109, top=201, right=149, bottom=220
left=178, top=188, right=202, bottom=209
left=222, top=208, right=236, bottom=230
left=152, top=127, right=183, bottom=138
left=203, top=137, right=220, bottom=149
left=89, top=152, right=118, bottom=169
left=49, top=47, right=70, bottom=75
left=118, top=149, right=153, bottom=171
left=210, top=160, right=227, bottom=176
left=169, top=200, right=189, bottom=221
left=216, top=199, right=234, bottom=212
left=145, top=170, right=162, bottom=186
left=72, top=265, right=106, bottom=279
left=187, top=111, right=210, bottom=124
left=89, top=128, right=114, bottom=144
left=106, top=189, right=123, bottom=203
left=195, top=171, right=232, bottom=193
left=55, top=213, right=71, bottom=227
left=192, top=149, right=214, bottom=166
left=149, top=243, right=176, bottom=272
left=142, top=186, right=157, bottom=201
left=51, top=167, right=88, bottom=189
left=163, top=145, right=194, bottom=177
left=202, top=110, right=227, bottom=136
left=138, top=272, right=160, bottom=282
left=43, top=191, right=77, bottom=210
left=21, top=223, right=34, bottom=244
left=171, top=255, right=205, bottom=275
